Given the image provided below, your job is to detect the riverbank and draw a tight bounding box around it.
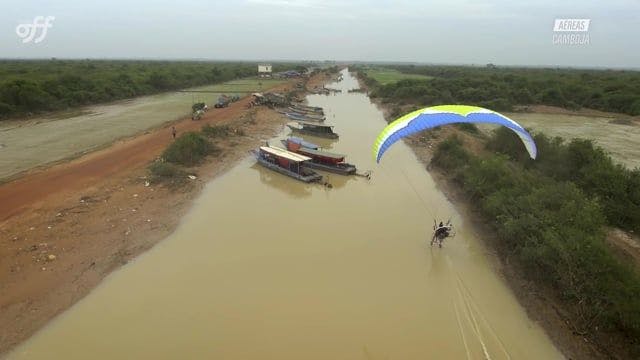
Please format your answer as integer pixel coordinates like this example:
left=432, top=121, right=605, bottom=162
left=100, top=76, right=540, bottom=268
left=369, top=98, right=633, bottom=360
left=410, top=140, right=607, bottom=360
left=0, top=74, right=329, bottom=356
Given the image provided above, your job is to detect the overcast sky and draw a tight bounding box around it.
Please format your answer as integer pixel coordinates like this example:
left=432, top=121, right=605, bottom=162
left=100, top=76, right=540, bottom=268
left=2, top=0, right=639, bottom=68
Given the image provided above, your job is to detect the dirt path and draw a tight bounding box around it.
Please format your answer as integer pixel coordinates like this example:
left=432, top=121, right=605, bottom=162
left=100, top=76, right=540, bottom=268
left=0, top=78, right=306, bottom=356
left=0, top=95, right=256, bottom=222
left=607, top=228, right=640, bottom=268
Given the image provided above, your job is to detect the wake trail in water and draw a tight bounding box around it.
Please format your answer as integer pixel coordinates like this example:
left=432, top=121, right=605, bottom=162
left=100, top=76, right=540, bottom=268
left=449, top=261, right=513, bottom=360
left=456, top=273, right=513, bottom=360
left=444, top=253, right=503, bottom=360
left=453, top=301, right=473, bottom=360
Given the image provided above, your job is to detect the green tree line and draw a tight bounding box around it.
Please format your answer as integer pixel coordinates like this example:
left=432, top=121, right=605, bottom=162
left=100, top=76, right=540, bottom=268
left=0, top=60, right=298, bottom=120
left=355, top=65, right=640, bottom=115
left=432, top=133, right=640, bottom=356
left=487, top=128, right=640, bottom=233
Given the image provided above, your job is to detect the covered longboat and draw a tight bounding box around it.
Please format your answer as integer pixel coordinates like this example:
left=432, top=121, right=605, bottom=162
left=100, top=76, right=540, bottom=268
left=287, top=121, right=339, bottom=139
left=255, top=146, right=322, bottom=183
left=282, top=137, right=357, bottom=175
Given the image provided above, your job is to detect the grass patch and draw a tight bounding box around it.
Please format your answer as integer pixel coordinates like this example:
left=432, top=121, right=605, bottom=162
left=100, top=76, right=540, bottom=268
left=202, top=124, right=246, bottom=138
left=198, top=78, right=285, bottom=93
left=148, top=161, right=188, bottom=186
left=364, top=68, right=431, bottom=85
left=202, top=124, right=232, bottom=138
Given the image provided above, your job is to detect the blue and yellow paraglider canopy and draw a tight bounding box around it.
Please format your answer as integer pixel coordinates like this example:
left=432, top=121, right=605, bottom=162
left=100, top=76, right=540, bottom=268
left=373, top=105, right=537, bottom=163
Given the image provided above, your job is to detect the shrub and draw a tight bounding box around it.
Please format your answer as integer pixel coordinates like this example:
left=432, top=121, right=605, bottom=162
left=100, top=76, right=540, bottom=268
left=454, top=122, right=479, bottom=134
left=431, top=135, right=470, bottom=174
left=162, top=132, right=215, bottom=166
left=488, top=128, right=640, bottom=232
left=148, top=161, right=187, bottom=185
left=201, top=124, right=231, bottom=138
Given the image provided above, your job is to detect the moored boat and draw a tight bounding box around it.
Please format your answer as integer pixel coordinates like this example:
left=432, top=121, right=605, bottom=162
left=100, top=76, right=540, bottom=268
left=287, top=121, right=339, bottom=139
left=284, top=112, right=325, bottom=122
left=254, top=146, right=323, bottom=183
left=290, top=104, right=324, bottom=115
left=280, top=136, right=319, bottom=150
left=282, top=137, right=357, bottom=175
left=285, top=108, right=326, bottom=121
left=276, top=109, right=325, bottom=122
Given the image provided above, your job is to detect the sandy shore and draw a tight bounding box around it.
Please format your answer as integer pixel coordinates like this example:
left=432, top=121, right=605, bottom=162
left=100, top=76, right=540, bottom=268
left=0, top=74, right=340, bottom=355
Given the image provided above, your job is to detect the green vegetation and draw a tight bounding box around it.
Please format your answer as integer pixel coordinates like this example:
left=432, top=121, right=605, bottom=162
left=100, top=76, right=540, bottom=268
left=433, top=134, right=640, bottom=354
left=487, top=128, right=640, bottom=233
left=201, top=124, right=233, bottom=138
left=162, top=132, right=217, bottom=167
left=150, top=122, right=248, bottom=185
left=0, top=60, right=297, bottom=120
left=362, top=67, right=432, bottom=85
left=148, top=161, right=189, bottom=186
left=454, top=122, right=480, bottom=134
left=355, top=64, right=640, bottom=115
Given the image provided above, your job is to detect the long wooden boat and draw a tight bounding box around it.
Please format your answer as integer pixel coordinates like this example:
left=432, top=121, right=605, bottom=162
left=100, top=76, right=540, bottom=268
left=281, top=137, right=356, bottom=175
left=276, top=109, right=325, bottom=122
left=290, top=104, right=324, bottom=115
left=285, top=108, right=326, bottom=121
left=281, top=136, right=319, bottom=150
left=287, top=121, right=339, bottom=139
left=254, top=146, right=322, bottom=183
left=284, top=113, right=324, bottom=122
left=289, top=108, right=325, bottom=117
left=287, top=106, right=324, bottom=116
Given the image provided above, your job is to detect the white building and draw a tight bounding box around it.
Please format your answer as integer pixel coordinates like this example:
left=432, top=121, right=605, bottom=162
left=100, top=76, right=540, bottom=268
left=258, top=64, right=272, bottom=77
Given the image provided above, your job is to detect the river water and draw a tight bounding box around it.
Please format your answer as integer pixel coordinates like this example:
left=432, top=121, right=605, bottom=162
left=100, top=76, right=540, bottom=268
left=8, top=70, right=563, bottom=359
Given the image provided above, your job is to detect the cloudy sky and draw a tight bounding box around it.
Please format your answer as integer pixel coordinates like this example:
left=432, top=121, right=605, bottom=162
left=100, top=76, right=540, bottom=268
left=2, top=0, right=639, bottom=67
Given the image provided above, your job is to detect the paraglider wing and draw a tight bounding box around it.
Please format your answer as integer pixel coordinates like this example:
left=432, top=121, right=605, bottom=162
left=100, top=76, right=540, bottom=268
left=373, top=105, right=537, bottom=163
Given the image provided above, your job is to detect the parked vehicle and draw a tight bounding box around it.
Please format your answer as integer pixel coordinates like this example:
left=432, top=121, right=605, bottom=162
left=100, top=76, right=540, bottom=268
left=191, top=109, right=204, bottom=120
left=214, top=95, right=230, bottom=108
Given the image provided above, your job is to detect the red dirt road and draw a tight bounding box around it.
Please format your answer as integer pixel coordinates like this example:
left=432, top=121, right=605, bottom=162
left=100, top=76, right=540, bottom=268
left=0, top=96, right=260, bottom=222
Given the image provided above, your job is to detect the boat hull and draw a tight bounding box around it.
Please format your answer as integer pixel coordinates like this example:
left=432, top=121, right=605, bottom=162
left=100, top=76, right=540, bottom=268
left=303, top=161, right=357, bottom=175
left=285, top=113, right=325, bottom=122
left=290, top=106, right=324, bottom=115
left=288, top=107, right=325, bottom=117
left=287, top=125, right=339, bottom=139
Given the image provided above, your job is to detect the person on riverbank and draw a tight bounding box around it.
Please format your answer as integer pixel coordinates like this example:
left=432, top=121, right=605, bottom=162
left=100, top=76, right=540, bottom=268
left=171, top=126, right=177, bottom=139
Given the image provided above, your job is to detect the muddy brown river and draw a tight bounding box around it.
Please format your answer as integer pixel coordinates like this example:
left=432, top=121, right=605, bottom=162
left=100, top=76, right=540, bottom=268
left=8, top=70, right=563, bottom=359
